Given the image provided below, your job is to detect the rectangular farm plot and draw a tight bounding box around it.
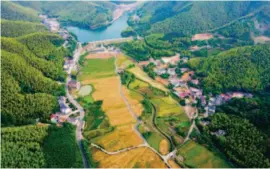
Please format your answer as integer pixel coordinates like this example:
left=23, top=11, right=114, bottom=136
left=177, top=140, right=232, bottom=168
left=85, top=52, right=115, bottom=59
left=88, top=76, right=136, bottom=126
left=78, top=57, right=115, bottom=80
left=91, top=146, right=167, bottom=168
left=92, top=124, right=144, bottom=152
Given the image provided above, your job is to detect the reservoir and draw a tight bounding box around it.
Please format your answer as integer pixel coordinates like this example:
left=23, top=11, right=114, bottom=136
left=66, top=13, right=129, bottom=43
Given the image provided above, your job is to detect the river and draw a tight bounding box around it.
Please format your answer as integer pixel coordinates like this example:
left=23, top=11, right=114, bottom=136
left=66, top=13, right=129, bottom=43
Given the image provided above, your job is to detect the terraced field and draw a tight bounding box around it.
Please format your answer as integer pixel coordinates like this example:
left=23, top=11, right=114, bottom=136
left=177, top=140, right=232, bottom=168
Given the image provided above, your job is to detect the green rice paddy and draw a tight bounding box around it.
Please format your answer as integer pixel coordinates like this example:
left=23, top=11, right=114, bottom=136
left=177, top=140, right=232, bottom=168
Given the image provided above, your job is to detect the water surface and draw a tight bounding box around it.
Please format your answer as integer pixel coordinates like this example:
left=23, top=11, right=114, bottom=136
left=66, top=13, right=129, bottom=43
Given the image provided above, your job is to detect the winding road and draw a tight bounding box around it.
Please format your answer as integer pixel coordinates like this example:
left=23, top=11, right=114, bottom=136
left=65, top=43, right=89, bottom=168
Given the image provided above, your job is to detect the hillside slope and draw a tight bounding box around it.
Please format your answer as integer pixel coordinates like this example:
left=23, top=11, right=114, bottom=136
left=190, top=44, right=270, bottom=93
left=15, top=1, right=117, bottom=29
left=1, top=1, right=40, bottom=22
left=1, top=19, right=47, bottom=37
left=1, top=23, right=66, bottom=126
left=131, top=1, right=270, bottom=36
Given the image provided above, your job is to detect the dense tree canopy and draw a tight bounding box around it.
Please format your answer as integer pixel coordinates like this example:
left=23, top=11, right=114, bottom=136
left=1, top=124, right=82, bottom=168
left=1, top=23, right=66, bottom=126
left=14, top=1, right=117, bottom=29
left=1, top=19, right=47, bottom=37
left=208, top=113, right=270, bottom=168
left=1, top=1, right=40, bottom=22
left=191, top=45, right=270, bottom=93
left=130, top=1, right=270, bottom=36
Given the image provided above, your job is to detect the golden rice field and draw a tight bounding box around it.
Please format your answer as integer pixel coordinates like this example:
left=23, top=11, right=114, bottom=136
left=168, top=159, right=181, bottom=168
left=83, top=76, right=135, bottom=126
left=92, top=124, right=143, bottom=151
left=79, top=56, right=167, bottom=166
left=92, top=147, right=167, bottom=168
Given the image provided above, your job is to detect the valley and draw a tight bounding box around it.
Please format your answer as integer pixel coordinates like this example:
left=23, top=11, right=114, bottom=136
left=1, top=1, right=270, bottom=168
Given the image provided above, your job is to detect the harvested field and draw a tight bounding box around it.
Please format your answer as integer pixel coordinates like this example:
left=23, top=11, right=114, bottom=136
left=85, top=52, right=115, bottom=59
left=177, top=140, right=232, bottom=168
left=192, top=33, right=213, bottom=41
left=128, top=66, right=168, bottom=92
left=159, top=139, right=169, bottom=155
left=92, top=147, right=167, bottom=168
left=93, top=124, right=143, bottom=151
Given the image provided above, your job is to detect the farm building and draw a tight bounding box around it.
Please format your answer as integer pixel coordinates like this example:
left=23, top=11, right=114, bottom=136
left=68, top=80, right=81, bottom=90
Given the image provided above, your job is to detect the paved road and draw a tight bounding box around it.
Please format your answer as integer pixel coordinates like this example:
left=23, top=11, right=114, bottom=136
left=65, top=43, right=88, bottom=168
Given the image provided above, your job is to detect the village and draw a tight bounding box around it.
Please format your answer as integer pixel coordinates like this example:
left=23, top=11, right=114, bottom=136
left=38, top=14, right=85, bottom=127
left=136, top=47, right=253, bottom=130
left=40, top=13, right=254, bottom=136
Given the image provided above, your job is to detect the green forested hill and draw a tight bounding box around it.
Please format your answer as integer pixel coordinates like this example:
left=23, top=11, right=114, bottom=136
left=131, top=1, right=269, bottom=36
left=190, top=44, right=270, bottom=93
left=1, top=1, right=40, bottom=22
left=1, top=20, right=47, bottom=37
left=14, top=1, right=117, bottom=29
left=1, top=14, right=83, bottom=168
left=1, top=37, right=65, bottom=81
left=1, top=123, right=83, bottom=168
left=1, top=23, right=66, bottom=126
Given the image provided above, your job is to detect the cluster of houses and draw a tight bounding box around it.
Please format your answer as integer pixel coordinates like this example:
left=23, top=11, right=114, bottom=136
left=68, top=80, right=81, bottom=90
left=140, top=52, right=254, bottom=123
left=204, top=92, right=253, bottom=117
left=50, top=96, right=80, bottom=125
left=39, top=14, right=60, bottom=32
left=64, top=58, right=74, bottom=72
